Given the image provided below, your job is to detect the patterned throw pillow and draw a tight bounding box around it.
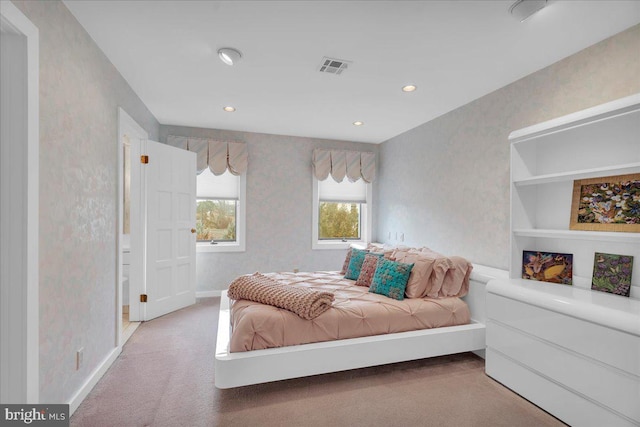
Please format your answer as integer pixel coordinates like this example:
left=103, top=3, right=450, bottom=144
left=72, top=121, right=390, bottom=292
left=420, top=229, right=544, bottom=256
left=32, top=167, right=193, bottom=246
left=355, top=253, right=383, bottom=287
left=340, top=248, right=353, bottom=274
left=344, top=248, right=369, bottom=280
left=369, top=258, right=414, bottom=301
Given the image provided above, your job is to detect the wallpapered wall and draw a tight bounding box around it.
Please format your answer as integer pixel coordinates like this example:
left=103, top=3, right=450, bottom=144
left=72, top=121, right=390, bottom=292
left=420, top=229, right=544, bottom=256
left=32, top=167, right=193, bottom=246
left=159, top=126, right=378, bottom=292
left=377, top=24, right=640, bottom=270
left=12, top=0, right=160, bottom=404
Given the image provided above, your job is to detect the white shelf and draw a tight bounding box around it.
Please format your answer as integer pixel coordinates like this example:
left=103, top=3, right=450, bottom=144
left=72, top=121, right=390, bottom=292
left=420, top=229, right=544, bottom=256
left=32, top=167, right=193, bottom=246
left=513, top=162, right=640, bottom=186
left=513, top=228, right=640, bottom=243
left=498, top=95, right=640, bottom=427
left=509, top=93, right=640, bottom=143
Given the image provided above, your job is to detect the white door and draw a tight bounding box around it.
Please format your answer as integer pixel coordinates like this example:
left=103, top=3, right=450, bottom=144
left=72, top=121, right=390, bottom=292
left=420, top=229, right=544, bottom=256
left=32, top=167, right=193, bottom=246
left=133, top=139, right=196, bottom=321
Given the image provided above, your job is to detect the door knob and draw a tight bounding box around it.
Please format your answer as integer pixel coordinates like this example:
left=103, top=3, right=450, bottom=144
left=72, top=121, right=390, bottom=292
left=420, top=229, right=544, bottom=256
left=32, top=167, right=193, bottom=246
left=191, top=228, right=196, bottom=234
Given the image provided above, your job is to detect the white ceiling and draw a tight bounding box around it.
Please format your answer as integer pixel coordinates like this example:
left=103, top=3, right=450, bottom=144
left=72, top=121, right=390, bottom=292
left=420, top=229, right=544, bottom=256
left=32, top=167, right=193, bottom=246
left=63, top=0, right=640, bottom=143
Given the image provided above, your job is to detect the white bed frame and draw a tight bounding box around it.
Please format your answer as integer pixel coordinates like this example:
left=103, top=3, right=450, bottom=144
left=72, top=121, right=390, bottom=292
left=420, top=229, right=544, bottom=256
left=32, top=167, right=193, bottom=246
left=214, top=265, right=506, bottom=388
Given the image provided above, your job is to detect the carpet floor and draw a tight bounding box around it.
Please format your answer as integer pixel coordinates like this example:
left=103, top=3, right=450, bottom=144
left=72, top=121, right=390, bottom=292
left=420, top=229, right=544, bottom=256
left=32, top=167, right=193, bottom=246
left=71, top=298, right=565, bottom=427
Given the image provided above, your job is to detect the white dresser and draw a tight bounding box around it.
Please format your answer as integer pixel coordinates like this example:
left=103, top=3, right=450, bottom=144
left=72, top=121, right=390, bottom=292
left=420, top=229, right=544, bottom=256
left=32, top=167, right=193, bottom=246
left=486, top=279, right=640, bottom=427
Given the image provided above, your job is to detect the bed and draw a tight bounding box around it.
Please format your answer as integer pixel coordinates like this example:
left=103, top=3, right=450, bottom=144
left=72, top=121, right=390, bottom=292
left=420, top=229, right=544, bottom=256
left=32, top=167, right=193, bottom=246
left=214, top=250, right=502, bottom=389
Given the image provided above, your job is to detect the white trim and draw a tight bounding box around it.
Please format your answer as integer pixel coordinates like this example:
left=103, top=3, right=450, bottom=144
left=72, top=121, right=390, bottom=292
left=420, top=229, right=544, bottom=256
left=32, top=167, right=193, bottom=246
left=196, top=173, right=246, bottom=253
left=0, top=1, right=39, bottom=404
left=196, top=290, right=222, bottom=298
left=117, top=108, right=148, bottom=333
left=311, top=175, right=372, bottom=250
left=68, top=347, right=121, bottom=415
left=214, top=264, right=501, bottom=388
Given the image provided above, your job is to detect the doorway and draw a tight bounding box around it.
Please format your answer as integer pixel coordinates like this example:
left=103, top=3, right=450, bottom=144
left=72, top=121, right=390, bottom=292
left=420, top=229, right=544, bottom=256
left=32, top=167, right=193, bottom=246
left=0, top=1, right=39, bottom=403
left=116, top=108, right=146, bottom=346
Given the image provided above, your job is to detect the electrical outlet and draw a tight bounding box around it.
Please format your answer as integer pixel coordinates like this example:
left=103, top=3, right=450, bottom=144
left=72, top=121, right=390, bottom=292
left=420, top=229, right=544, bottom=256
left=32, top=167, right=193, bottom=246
left=400, top=233, right=404, bottom=242
left=76, top=348, right=84, bottom=370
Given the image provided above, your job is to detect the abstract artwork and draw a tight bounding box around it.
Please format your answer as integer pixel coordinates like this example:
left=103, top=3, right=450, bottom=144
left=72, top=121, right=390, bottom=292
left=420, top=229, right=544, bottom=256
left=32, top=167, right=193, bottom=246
left=591, top=252, right=634, bottom=297
left=522, top=251, right=573, bottom=285
left=570, top=173, right=640, bottom=232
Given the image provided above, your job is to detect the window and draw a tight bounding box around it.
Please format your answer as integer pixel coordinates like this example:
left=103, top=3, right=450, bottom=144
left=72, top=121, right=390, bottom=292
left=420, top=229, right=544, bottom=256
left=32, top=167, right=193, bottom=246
left=196, top=169, right=246, bottom=252
left=312, top=176, right=371, bottom=249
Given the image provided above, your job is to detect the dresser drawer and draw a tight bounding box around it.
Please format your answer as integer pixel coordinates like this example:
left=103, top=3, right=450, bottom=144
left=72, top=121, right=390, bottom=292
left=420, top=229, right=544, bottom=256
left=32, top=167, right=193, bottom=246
left=488, top=320, right=640, bottom=421
left=486, top=348, right=637, bottom=427
left=487, top=292, right=640, bottom=377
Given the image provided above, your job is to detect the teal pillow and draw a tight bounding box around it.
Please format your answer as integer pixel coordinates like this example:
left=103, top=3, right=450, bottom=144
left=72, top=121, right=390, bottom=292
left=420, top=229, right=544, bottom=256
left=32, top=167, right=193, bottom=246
left=369, top=258, right=414, bottom=301
left=344, top=248, right=372, bottom=280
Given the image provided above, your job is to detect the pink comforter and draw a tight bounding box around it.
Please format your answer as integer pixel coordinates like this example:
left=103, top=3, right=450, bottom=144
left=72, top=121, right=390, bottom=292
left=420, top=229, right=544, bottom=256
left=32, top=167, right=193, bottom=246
left=229, top=271, right=471, bottom=352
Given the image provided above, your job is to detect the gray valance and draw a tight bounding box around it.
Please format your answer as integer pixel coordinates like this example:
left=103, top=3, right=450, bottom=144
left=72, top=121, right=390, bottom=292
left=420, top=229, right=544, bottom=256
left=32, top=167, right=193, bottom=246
left=167, top=135, right=248, bottom=176
left=312, top=148, right=375, bottom=183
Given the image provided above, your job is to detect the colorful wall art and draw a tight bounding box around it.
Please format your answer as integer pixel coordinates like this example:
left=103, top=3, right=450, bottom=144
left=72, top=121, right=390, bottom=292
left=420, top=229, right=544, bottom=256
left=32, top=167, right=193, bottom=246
left=570, top=173, right=640, bottom=232
left=522, top=251, right=573, bottom=285
left=591, top=252, right=634, bottom=297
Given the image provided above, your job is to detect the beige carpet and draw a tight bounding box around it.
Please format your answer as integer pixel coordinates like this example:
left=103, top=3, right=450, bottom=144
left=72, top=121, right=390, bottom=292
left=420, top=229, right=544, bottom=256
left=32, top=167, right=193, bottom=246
left=71, top=298, right=565, bottom=427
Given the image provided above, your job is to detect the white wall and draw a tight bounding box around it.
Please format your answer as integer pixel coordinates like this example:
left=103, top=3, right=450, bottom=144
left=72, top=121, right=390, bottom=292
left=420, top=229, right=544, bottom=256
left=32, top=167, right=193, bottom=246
left=376, top=24, right=640, bottom=270
left=160, top=125, right=378, bottom=292
left=12, top=0, right=159, bottom=404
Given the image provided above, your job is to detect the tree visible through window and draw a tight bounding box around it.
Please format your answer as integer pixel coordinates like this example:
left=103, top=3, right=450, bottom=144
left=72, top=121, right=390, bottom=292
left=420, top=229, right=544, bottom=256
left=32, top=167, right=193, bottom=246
left=196, top=199, right=236, bottom=242
left=319, top=202, right=360, bottom=240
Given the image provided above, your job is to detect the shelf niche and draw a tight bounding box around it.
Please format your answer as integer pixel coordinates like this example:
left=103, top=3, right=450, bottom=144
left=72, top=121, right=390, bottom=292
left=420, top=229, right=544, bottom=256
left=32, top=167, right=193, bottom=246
left=508, top=93, right=640, bottom=298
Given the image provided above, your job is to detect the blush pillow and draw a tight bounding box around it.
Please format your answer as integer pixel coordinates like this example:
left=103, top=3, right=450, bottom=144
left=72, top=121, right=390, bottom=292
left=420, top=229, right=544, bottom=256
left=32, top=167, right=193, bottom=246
left=440, top=256, right=472, bottom=297
left=366, top=243, right=396, bottom=260
left=355, top=253, right=383, bottom=287
left=344, top=248, right=369, bottom=280
left=392, top=250, right=437, bottom=298
left=369, top=258, right=414, bottom=301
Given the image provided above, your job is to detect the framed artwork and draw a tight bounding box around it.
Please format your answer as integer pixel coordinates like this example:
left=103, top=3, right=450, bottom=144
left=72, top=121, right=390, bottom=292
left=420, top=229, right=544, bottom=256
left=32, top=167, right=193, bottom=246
left=522, top=251, right=573, bottom=285
left=592, top=252, right=634, bottom=297
left=570, top=173, right=640, bottom=232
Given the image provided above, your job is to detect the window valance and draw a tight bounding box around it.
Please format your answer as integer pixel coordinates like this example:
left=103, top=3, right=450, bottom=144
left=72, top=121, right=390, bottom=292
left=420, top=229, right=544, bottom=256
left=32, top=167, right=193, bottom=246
left=312, top=148, right=375, bottom=183
left=167, top=135, right=248, bottom=176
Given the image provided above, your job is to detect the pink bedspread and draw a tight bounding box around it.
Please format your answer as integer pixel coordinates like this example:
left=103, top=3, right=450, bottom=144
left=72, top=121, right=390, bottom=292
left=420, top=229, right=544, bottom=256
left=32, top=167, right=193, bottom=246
left=229, top=271, right=471, bottom=352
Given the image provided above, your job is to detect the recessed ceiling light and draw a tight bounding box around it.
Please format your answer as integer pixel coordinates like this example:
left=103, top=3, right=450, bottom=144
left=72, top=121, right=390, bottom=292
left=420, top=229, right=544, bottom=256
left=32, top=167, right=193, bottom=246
left=223, top=106, right=236, bottom=112
left=402, top=85, right=417, bottom=92
left=353, top=121, right=364, bottom=126
left=217, top=47, right=242, bottom=66
left=509, top=0, right=547, bottom=22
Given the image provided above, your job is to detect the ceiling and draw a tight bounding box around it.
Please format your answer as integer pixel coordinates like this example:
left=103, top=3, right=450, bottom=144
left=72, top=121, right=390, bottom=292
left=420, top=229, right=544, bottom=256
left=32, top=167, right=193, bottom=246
left=63, top=1, right=640, bottom=143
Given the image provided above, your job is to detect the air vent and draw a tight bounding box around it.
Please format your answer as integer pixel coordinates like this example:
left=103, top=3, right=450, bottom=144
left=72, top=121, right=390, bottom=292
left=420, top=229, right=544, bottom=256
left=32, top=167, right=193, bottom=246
left=318, top=57, right=352, bottom=75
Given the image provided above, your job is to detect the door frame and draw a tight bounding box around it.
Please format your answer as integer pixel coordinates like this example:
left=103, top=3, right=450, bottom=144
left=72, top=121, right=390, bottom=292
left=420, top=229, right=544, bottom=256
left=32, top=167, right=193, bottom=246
left=116, top=108, right=147, bottom=345
left=0, top=1, right=39, bottom=403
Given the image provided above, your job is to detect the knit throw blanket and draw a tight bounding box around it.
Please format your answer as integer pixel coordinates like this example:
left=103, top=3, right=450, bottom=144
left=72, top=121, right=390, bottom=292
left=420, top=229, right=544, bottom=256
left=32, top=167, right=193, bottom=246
left=227, top=273, right=335, bottom=320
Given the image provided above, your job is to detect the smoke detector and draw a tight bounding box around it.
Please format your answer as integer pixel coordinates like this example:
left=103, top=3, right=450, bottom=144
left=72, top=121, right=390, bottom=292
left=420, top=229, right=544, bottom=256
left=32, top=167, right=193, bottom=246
left=318, top=57, right=352, bottom=75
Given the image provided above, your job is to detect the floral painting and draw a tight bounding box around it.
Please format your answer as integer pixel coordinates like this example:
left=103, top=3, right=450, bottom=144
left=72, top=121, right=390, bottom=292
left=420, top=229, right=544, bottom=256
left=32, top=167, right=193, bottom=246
left=522, top=251, right=573, bottom=285
left=570, top=173, right=640, bottom=232
left=592, top=252, right=634, bottom=297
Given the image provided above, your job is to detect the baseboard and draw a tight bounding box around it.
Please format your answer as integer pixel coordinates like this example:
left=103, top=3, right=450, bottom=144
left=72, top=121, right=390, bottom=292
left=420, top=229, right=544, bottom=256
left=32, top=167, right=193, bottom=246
left=68, top=346, right=121, bottom=415
left=196, top=290, right=222, bottom=298
left=472, top=349, right=486, bottom=359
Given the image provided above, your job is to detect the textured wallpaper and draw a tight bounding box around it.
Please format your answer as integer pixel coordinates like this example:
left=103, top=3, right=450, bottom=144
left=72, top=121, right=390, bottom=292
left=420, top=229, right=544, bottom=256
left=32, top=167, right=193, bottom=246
left=9, top=0, right=640, bottom=407
left=377, top=24, right=640, bottom=270
left=12, top=0, right=159, bottom=404
left=160, top=126, right=378, bottom=292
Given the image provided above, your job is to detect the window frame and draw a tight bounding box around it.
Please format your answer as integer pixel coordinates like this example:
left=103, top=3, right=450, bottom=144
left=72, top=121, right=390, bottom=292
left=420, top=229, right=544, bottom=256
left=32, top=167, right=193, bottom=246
left=312, top=175, right=371, bottom=250
left=197, top=172, right=246, bottom=253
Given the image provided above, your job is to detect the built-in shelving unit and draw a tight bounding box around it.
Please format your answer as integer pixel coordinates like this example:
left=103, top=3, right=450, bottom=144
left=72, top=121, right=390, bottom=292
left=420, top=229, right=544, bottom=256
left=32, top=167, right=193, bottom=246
left=486, top=94, right=640, bottom=427
left=509, top=93, right=640, bottom=296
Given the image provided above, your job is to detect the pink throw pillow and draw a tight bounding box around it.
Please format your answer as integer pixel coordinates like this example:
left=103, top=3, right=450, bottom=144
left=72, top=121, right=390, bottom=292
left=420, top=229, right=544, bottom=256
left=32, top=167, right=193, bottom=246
left=355, top=254, right=382, bottom=287
left=340, top=249, right=353, bottom=274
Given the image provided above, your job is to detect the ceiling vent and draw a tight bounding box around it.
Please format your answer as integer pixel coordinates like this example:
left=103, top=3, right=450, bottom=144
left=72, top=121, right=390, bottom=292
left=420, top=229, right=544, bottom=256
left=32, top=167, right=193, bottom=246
left=318, top=57, right=351, bottom=75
